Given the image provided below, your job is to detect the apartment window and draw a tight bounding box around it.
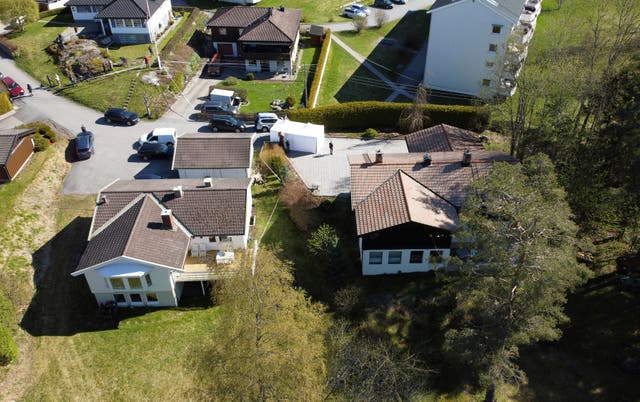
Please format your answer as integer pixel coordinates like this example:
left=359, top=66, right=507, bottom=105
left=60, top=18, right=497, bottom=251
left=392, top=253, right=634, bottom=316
left=482, top=79, right=491, bottom=87
left=369, top=252, right=383, bottom=265
left=146, top=293, right=159, bottom=303
left=489, top=43, right=498, bottom=52
left=128, top=277, right=143, bottom=289
left=219, top=28, right=227, bottom=35
left=429, top=250, right=444, bottom=263
left=130, top=293, right=142, bottom=303
left=132, top=19, right=143, bottom=28
left=145, top=274, right=152, bottom=287
left=409, top=251, right=424, bottom=264
left=113, top=294, right=126, bottom=303
left=388, top=251, right=402, bottom=264
left=492, top=24, right=502, bottom=34
left=110, top=277, right=125, bottom=289
left=485, top=61, right=495, bottom=68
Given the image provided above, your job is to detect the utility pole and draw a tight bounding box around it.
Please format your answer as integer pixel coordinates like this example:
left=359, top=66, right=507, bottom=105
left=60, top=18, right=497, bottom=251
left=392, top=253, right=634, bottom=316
left=146, top=0, right=163, bottom=70
left=302, top=63, right=308, bottom=108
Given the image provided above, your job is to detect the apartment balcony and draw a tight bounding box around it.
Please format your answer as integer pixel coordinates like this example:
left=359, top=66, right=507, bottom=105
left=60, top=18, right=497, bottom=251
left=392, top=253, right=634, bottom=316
left=498, top=78, right=517, bottom=97
left=514, top=21, right=534, bottom=43
left=520, top=10, right=538, bottom=30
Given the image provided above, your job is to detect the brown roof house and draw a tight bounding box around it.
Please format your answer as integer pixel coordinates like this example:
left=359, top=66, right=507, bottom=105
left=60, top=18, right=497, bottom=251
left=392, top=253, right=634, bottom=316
left=404, top=124, right=484, bottom=153
left=172, top=132, right=254, bottom=179
left=206, top=6, right=302, bottom=75
left=0, top=128, right=36, bottom=183
left=349, top=150, right=516, bottom=275
left=71, top=178, right=253, bottom=307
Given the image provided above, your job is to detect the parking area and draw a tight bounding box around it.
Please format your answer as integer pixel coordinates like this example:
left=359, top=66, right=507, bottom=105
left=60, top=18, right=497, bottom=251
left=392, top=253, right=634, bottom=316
left=288, top=137, right=408, bottom=196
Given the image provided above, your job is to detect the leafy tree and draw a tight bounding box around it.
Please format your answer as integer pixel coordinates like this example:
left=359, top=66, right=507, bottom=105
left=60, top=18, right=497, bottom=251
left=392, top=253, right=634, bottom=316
left=307, top=224, right=339, bottom=257
left=0, top=0, right=38, bottom=31
left=194, top=249, right=327, bottom=401
left=444, top=154, right=589, bottom=386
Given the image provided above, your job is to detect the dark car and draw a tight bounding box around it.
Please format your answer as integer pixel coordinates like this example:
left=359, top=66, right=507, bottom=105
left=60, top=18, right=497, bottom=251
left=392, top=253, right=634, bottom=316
left=209, top=115, right=246, bottom=132
left=104, top=108, right=139, bottom=126
left=75, top=131, right=95, bottom=160
left=374, top=0, right=393, bottom=8
left=391, top=0, right=405, bottom=4
left=1, top=76, right=24, bottom=98
left=137, top=142, right=173, bottom=160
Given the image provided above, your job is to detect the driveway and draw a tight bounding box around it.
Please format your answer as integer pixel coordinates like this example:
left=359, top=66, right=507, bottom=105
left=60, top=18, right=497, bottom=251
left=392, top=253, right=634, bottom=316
left=322, top=0, right=435, bottom=32
left=288, top=137, right=407, bottom=196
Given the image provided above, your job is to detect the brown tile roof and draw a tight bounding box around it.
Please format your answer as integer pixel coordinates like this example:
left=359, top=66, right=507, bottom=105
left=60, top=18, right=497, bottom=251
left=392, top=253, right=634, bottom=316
left=355, top=170, right=458, bottom=236
left=0, top=128, right=35, bottom=165
left=92, top=178, right=251, bottom=237
left=405, top=124, right=484, bottom=153
left=349, top=150, right=517, bottom=210
left=77, top=195, right=190, bottom=271
left=172, top=133, right=252, bottom=170
left=207, top=6, right=301, bottom=42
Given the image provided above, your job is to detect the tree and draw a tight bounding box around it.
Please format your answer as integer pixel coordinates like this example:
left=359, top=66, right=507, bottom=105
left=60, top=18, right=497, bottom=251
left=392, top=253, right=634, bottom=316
left=398, top=83, right=429, bottom=133
left=443, top=154, right=589, bottom=386
left=0, top=0, right=38, bottom=31
left=352, top=15, right=368, bottom=33
left=373, top=9, right=388, bottom=28
left=194, top=249, right=327, bottom=401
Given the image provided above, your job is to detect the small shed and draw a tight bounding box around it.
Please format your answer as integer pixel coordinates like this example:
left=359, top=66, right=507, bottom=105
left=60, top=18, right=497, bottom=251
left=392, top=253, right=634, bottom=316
left=309, top=25, right=325, bottom=46
left=269, top=119, right=325, bottom=154
left=0, top=128, right=36, bottom=182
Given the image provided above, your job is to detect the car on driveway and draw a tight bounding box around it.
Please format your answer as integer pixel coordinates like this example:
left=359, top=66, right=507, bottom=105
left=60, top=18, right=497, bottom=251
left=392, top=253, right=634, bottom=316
left=374, top=0, right=394, bottom=8
left=350, top=4, right=371, bottom=15
left=1, top=75, right=24, bottom=98
left=391, top=0, right=406, bottom=4
left=255, top=112, right=280, bottom=132
left=342, top=6, right=367, bottom=18
left=75, top=130, right=94, bottom=160
left=138, top=127, right=177, bottom=146
left=137, top=142, right=173, bottom=160
left=104, top=108, right=139, bottom=126
left=209, top=115, right=246, bottom=132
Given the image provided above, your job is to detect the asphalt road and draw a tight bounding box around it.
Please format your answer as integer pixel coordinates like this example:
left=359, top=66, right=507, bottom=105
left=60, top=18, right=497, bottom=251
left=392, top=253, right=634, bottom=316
left=322, top=0, right=435, bottom=32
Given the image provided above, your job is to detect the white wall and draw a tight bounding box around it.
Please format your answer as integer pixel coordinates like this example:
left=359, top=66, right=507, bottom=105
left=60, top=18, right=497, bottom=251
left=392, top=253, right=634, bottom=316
left=424, top=1, right=514, bottom=96
left=177, top=168, right=250, bottom=179
left=107, top=0, right=172, bottom=38
left=361, top=248, right=450, bottom=275
left=70, top=6, right=101, bottom=21
left=191, top=234, right=248, bottom=252
left=39, top=0, right=69, bottom=10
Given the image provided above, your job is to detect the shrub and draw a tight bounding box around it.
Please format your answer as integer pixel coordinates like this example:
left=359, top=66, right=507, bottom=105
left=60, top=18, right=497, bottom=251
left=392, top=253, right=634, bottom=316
left=223, top=76, right=239, bottom=86
left=22, top=122, right=57, bottom=143
left=245, top=73, right=255, bottom=81
left=308, top=29, right=332, bottom=108
left=334, top=285, right=365, bottom=317
left=287, top=101, right=490, bottom=131
left=285, top=95, right=296, bottom=109
left=0, top=93, right=12, bottom=115
left=307, top=224, right=339, bottom=256
left=268, top=156, right=286, bottom=178
left=0, top=326, right=17, bottom=366
left=352, top=15, right=367, bottom=33
left=33, top=134, right=49, bottom=152
left=169, top=72, right=185, bottom=92
left=363, top=128, right=378, bottom=138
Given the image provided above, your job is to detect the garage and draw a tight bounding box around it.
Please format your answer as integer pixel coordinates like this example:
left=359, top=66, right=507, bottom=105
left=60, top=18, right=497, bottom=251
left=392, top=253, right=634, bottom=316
left=269, top=119, right=325, bottom=154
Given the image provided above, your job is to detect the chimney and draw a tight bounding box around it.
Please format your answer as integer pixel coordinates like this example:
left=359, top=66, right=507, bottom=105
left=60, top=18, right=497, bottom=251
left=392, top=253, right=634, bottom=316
left=161, top=209, right=176, bottom=230
left=99, top=195, right=109, bottom=205
left=462, top=149, right=472, bottom=166
left=203, top=177, right=213, bottom=187
left=422, top=153, right=432, bottom=167
left=375, top=150, right=383, bottom=163
left=173, top=185, right=183, bottom=198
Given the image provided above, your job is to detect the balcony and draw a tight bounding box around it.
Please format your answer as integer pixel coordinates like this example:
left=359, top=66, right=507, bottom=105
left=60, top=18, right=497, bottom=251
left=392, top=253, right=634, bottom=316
left=239, top=45, right=291, bottom=61
left=174, top=251, right=240, bottom=282
left=498, top=78, right=517, bottom=97
left=514, top=22, right=534, bottom=43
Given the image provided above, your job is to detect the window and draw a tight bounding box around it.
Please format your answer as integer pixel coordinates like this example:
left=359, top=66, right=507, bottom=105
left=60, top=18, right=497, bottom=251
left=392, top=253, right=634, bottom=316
left=388, top=251, right=402, bottom=264
left=145, top=274, right=152, bottom=287
left=112, top=19, right=125, bottom=28
left=410, top=251, right=424, bottom=264
left=146, top=293, right=158, bottom=303
left=482, top=79, right=491, bottom=87
left=485, top=61, right=495, bottom=68
left=130, top=293, right=142, bottom=303
left=132, top=19, right=143, bottom=28
left=369, top=252, right=383, bottom=265
left=492, top=25, right=502, bottom=34
left=128, top=277, right=143, bottom=289
left=219, top=28, right=227, bottom=35
left=218, top=235, right=231, bottom=242
left=429, top=250, right=444, bottom=263
left=110, top=277, right=125, bottom=289
left=489, top=43, right=498, bottom=52
left=113, top=294, right=126, bottom=303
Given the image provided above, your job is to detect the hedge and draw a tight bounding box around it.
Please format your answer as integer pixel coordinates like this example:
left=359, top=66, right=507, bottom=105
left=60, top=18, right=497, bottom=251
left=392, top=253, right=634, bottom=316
left=287, top=101, right=490, bottom=131
left=39, top=7, right=69, bottom=19
left=0, top=93, right=12, bottom=115
left=308, top=29, right=332, bottom=108
left=160, top=8, right=200, bottom=59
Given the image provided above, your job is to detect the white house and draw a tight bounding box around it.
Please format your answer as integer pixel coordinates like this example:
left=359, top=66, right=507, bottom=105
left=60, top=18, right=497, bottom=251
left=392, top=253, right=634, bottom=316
left=172, top=133, right=254, bottom=179
left=65, top=0, right=173, bottom=44
left=423, top=0, right=542, bottom=97
left=269, top=119, right=325, bottom=154
left=72, top=178, right=253, bottom=307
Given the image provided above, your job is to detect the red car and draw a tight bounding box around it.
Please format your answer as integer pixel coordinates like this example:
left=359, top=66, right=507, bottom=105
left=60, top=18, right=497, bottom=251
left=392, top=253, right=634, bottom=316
left=1, top=76, right=24, bottom=98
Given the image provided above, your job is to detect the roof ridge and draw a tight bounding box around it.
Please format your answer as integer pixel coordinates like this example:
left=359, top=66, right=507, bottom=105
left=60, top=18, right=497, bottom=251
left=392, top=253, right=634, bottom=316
left=399, top=169, right=459, bottom=210
left=355, top=169, right=402, bottom=208
left=122, top=195, right=153, bottom=256
left=267, top=10, right=294, bottom=41
left=147, top=192, right=194, bottom=236
left=90, top=193, right=146, bottom=240
left=441, top=124, right=454, bottom=151
left=397, top=170, right=412, bottom=223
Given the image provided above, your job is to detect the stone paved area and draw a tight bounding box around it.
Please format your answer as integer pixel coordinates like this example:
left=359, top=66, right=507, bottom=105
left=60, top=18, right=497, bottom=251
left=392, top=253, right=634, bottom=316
left=288, top=137, right=407, bottom=196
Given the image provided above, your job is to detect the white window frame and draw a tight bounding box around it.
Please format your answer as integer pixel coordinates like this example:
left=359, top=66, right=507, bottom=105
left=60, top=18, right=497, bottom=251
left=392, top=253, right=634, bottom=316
left=369, top=251, right=383, bottom=265
left=388, top=251, right=402, bottom=264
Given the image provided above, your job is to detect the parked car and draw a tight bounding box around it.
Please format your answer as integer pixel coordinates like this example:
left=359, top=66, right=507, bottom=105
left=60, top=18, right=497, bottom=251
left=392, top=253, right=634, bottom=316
left=104, top=108, right=139, bottom=126
left=342, top=6, right=367, bottom=18
left=75, top=130, right=95, bottom=160
left=1, top=76, right=24, bottom=98
left=255, top=112, right=280, bottom=132
left=200, top=101, right=238, bottom=116
left=138, top=127, right=177, bottom=146
left=391, top=0, right=406, bottom=4
left=209, top=115, right=246, bottom=132
left=137, top=142, right=173, bottom=160
left=350, top=4, right=371, bottom=15
left=374, top=0, right=394, bottom=8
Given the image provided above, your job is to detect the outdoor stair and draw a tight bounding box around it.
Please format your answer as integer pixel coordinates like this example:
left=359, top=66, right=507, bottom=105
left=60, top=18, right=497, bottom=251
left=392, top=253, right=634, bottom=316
left=122, top=72, right=140, bottom=109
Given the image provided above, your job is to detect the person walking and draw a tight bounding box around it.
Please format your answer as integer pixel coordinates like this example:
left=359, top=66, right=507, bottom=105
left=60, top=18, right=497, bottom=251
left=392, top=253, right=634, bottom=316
left=46, top=74, right=53, bottom=87
left=26, top=83, right=33, bottom=95
left=329, top=141, right=334, bottom=155
left=148, top=45, right=153, bottom=56
left=55, top=74, right=61, bottom=86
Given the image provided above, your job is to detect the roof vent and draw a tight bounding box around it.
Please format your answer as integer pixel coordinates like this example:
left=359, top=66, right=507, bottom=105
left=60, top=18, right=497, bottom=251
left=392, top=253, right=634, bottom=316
left=422, top=153, right=432, bottom=167
left=462, top=149, right=472, bottom=166
left=203, top=177, right=213, bottom=187
left=173, top=185, right=183, bottom=198
left=161, top=209, right=175, bottom=231
left=99, top=195, right=108, bottom=205
left=375, top=150, right=383, bottom=163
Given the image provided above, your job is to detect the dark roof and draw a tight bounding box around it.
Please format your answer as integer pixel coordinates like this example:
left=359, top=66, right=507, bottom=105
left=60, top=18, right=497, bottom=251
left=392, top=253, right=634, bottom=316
left=173, top=133, right=252, bottom=170
left=92, top=178, right=251, bottom=237
left=0, top=128, right=35, bottom=165
left=93, top=0, right=166, bottom=19
left=405, top=124, right=484, bottom=153
left=207, top=7, right=302, bottom=43
left=76, top=195, right=190, bottom=271
left=66, top=0, right=111, bottom=5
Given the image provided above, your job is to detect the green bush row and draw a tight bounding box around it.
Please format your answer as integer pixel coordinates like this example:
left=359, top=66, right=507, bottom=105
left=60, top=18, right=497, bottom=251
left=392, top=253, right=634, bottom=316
left=22, top=122, right=58, bottom=143
left=307, top=29, right=332, bottom=108
left=160, top=8, right=200, bottom=59
left=287, top=101, right=490, bottom=131
left=0, top=93, right=12, bottom=115
left=39, top=7, right=68, bottom=19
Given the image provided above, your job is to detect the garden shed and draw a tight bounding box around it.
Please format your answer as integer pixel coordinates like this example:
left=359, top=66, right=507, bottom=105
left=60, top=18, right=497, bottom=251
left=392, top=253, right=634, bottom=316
left=269, top=119, right=325, bottom=154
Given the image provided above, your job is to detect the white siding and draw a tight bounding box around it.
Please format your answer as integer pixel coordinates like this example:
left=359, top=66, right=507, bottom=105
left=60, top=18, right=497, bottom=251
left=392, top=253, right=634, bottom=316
left=424, top=1, right=514, bottom=96
left=361, top=248, right=450, bottom=275
left=39, top=0, right=69, bottom=10
left=177, top=168, right=250, bottom=179
left=107, top=0, right=172, bottom=38
left=70, top=6, right=100, bottom=21
left=191, top=234, right=247, bottom=253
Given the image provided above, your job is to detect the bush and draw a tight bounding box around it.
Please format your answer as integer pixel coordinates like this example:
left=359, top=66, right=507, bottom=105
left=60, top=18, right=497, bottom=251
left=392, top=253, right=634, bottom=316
left=33, top=134, right=49, bottom=152
left=287, top=101, right=490, bottom=131
left=363, top=128, right=378, bottom=138
left=334, top=285, right=365, bottom=317
left=245, top=73, right=255, bottom=81
left=223, top=76, right=239, bottom=86
left=285, top=95, right=296, bottom=109
left=169, top=72, right=185, bottom=92
left=0, top=93, right=12, bottom=115
left=0, top=327, right=17, bottom=366
left=22, top=122, right=57, bottom=143
left=268, top=156, right=286, bottom=178
left=308, top=29, right=332, bottom=108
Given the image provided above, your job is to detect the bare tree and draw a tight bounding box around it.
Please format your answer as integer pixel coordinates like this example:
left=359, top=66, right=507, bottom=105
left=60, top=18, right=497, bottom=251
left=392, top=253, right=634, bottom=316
left=398, top=83, right=429, bottom=133
left=373, top=10, right=388, bottom=28
left=352, top=15, right=368, bottom=33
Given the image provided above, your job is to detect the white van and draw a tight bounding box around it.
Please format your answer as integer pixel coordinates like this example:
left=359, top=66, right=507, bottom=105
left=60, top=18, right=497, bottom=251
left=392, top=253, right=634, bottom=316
left=138, top=127, right=177, bottom=146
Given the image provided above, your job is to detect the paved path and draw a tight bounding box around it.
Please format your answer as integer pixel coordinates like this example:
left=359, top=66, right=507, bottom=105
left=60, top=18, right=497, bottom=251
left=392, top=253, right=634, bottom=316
left=322, top=0, right=435, bottom=32
left=288, top=137, right=407, bottom=196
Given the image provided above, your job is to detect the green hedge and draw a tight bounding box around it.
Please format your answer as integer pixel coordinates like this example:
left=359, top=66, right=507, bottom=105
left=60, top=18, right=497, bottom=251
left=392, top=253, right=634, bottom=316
left=39, top=7, right=68, bottom=19
left=160, top=8, right=200, bottom=59
left=287, top=101, right=490, bottom=131
left=308, top=29, right=332, bottom=108
left=0, top=93, right=12, bottom=115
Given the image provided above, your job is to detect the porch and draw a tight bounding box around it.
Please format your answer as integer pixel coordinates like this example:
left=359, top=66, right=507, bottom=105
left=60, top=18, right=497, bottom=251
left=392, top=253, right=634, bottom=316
left=174, top=251, right=240, bottom=282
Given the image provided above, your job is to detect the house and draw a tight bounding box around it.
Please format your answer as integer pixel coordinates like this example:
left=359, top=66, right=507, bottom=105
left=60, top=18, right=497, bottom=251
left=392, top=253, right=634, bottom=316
left=172, top=132, right=254, bottom=179
left=405, top=124, right=484, bottom=153
left=71, top=178, right=253, bottom=307
left=349, top=150, right=516, bottom=275
left=0, top=128, right=36, bottom=183
left=423, top=0, right=542, bottom=97
left=65, top=0, right=173, bottom=44
left=206, top=6, right=302, bottom=74
left=35, top=0, right=69, bottom=11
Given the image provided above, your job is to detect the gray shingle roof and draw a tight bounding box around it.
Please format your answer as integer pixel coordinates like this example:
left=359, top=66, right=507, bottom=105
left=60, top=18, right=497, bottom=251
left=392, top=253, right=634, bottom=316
left=173, top=133, right=252, bottom=170
left=207, top=6, right=301, bottom=43
left=0, top=128, right=35, bottom=165
left=66, top=0, right=111, bottom=5
left=405, top=124, right=484, bottom=153
left=93, top=0, right=166, bottom=19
